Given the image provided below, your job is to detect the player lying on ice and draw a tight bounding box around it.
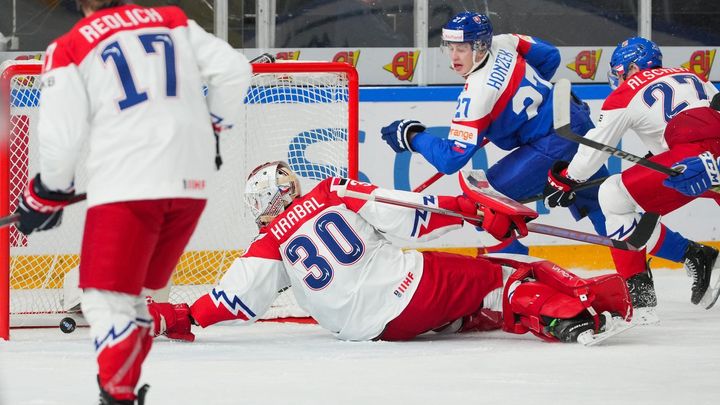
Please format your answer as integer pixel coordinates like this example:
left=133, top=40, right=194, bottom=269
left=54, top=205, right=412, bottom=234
left=148, top=161, right=634, bottom=345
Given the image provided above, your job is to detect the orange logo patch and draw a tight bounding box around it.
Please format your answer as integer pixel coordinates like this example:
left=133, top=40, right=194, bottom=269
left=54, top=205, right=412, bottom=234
left=276, top=51, right=301, bottom=61
left=333, top=50, right=360, bottom=67
left=566, top=49, right=602, bottom=80
left=681, top=50, right=716, bottom=81
left=383, top=50, right=420, bottom=81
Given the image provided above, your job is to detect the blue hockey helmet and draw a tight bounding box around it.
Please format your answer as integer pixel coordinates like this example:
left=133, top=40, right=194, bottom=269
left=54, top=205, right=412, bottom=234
left=441, top=12, right=493, bottom=53
left=608, top=37, right=662, bottom=89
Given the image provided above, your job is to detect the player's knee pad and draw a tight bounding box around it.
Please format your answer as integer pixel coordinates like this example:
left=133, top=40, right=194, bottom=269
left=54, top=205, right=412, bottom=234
left=82, top=289, right=153, bottom=401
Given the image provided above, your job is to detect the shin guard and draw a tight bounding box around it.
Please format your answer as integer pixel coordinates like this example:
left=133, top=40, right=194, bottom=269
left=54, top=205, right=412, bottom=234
left=83, top=289, right=153, bottom=401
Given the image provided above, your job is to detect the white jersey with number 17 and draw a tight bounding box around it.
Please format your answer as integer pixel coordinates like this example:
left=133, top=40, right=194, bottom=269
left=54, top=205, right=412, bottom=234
left=38, top=4, right=251, bottom=207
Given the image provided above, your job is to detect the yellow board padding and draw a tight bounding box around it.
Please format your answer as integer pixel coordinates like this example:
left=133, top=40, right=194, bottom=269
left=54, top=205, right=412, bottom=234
left=10, top=242, right=720, bottom=289
left=10, top=249, right=245, bottom=289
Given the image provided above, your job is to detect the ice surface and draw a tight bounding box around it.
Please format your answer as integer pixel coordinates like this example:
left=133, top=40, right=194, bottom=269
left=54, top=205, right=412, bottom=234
left=2, top=269, right=719, bottom=405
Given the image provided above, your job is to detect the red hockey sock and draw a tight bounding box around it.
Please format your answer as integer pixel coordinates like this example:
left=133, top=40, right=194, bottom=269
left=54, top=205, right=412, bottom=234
left=96, top=324, right=153, bottom=401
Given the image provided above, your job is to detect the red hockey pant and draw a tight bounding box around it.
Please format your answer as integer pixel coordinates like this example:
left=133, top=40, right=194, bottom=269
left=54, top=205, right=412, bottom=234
left=378, top=251, right=503, bottom=341
left=79, top=198, right=206, bottom=295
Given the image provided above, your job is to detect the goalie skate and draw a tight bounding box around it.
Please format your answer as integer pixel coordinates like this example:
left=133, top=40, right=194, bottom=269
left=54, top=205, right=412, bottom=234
left=576, top=314, right=636, bottom=346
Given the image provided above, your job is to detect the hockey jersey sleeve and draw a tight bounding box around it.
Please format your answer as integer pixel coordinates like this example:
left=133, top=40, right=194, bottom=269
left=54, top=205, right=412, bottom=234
left=37, top=39, right=90, bottom=192
left=410, top=133, right=480, bottom=174
left=508, top=34, right=560, bottom=81
left=331, top=178, right=464, bottom=242
left=566, top=107, right=632, bottom=181
left=187, top=19, right=251, bottom=132
left=190, top=234, right=291, bottom=328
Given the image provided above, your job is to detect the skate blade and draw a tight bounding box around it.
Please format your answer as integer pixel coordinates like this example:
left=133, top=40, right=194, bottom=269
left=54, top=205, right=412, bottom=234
left=577, top=318, right=636, bottom=346
left=631, top=307, right=659, bottom=325
left=699, top=263, right=720, bottom=310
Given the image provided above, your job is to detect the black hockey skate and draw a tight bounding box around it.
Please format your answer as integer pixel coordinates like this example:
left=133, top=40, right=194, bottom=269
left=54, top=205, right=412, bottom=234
left=626, top=261, right=659, bottom=325
left=98, top=376, right=150, bottom=405
left=626, top=262, right=657, bottom=309
left=683, top=242, right=719, bottom=305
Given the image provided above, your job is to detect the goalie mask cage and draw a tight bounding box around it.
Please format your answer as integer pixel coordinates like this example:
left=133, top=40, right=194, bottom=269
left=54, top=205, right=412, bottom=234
left=0, top=60, right=359, bottom=339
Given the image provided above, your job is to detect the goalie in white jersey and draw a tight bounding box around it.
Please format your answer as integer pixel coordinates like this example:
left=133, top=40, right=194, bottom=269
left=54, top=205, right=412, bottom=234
left=544, top=37, right=720, bottom=318
left=12, top=1, right=251, bottom=403
left=147, top=161, right=633, bottom=345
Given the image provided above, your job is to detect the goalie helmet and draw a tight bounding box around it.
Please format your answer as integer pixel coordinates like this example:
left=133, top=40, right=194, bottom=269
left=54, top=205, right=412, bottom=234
left=608, top=37, right=662, bottom=89
left=441, top=12, right=493, bottom=76
left=244, top=161, right=301, bottom=228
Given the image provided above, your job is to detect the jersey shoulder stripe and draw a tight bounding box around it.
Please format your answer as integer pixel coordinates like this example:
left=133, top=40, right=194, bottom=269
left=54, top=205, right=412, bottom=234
left=602, top=67, right=695, bottom=110
left=45, top=5, right=188, bottom=71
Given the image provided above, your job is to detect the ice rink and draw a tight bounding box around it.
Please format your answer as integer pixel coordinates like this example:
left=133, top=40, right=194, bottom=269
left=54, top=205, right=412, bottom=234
left=1, top=269, right=719, bottom=405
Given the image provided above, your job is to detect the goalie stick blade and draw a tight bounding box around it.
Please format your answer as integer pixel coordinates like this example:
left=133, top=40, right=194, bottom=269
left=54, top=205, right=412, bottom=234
left=459, top=170, right=538, bottom=218
left=577, top=317, right=636, bottom=346
left=553, top=78, right=572, bottom=129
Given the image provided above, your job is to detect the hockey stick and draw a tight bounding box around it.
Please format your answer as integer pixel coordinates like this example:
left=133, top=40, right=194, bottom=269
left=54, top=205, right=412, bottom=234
left=518, top=176, right=609, bottom=204
left=552, top=79, right=720, bottom=194
left=337, top=187, right=638, bottom=251
left=459, top=170, right=637, bottom=251
left=0, top=193, right=87, bottom=229
left=413, top=172, right=444, bottom=192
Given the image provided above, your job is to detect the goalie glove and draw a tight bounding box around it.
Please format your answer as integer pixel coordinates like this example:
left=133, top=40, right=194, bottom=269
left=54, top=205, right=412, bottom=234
left=544, top=161, right=582, bottom=208
left=663, top=151, right=720, bottom=197
left=456, top=195, right=529, bottom=240
left=380, top=119, right=426, bottom=153
left=15, top=174, right=75, bottom=235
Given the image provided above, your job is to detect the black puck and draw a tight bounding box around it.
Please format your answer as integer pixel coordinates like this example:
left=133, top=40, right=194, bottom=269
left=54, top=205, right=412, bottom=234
left=60, top=317, right=76, bottom=334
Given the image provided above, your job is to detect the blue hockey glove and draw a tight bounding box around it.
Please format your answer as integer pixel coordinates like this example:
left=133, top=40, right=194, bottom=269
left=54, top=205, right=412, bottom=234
left=544, top=161, right=581, bottom=208
left=15, top=174, right=75, bottom=235
left=380, top=119, right=426, bottom=153
left=663, top=151, right=720, bottom=197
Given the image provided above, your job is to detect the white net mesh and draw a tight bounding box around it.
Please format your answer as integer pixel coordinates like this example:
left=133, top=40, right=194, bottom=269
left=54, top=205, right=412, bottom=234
left=2, top=60, right=356, bottom=327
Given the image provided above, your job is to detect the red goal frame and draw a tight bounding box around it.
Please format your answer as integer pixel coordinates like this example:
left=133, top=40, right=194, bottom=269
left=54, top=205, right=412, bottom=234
left=0, top=61, right=359, bottom=340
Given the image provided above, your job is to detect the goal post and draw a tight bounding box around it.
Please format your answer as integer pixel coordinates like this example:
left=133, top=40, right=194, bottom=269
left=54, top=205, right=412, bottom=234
left=0, top=59, right=359, bottom=340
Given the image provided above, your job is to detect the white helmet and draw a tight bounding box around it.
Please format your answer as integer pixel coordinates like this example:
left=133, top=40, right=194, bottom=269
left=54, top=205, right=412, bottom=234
left=244, top=161, right=301, bottom=228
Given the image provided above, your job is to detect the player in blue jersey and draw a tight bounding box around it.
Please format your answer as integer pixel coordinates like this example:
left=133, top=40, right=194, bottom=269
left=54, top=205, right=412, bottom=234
left=380, top=11, right=609, bottom=254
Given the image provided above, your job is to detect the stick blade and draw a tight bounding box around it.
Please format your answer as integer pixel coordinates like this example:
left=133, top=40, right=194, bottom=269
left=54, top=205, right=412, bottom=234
left=553, top=78, right=572, bottom=129
left=459, top=170, right=538, bottom=218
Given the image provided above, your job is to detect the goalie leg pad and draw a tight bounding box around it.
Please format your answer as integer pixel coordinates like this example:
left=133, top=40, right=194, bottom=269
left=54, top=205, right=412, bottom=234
left=493, top=257, right=632, bottom=340
left=82, top=289, right=153, bottom=401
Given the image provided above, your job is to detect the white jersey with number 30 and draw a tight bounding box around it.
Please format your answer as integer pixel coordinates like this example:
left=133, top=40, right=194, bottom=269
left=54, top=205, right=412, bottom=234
left=202, top=177, right=466, bottom=341
left=38, top=4, right=251, bottom=207
left=567, top=68, right=718, bottom=180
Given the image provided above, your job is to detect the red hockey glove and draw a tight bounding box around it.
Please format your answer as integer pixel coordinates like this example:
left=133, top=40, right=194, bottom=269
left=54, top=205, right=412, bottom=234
left=147, top=299, right=196, bottom=342
left=456, top=195, right=529, bottom=240
left=544, top=161, right=580, bottom=208
left=15, top=174, right=75, bottom=235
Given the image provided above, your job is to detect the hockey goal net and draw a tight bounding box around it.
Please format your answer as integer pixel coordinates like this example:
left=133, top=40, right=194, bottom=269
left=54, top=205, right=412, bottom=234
left=0, top=60, right=358, bottom=339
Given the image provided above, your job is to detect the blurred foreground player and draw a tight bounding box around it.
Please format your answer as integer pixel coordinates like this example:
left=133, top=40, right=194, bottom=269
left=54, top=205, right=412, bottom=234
left=13, top=1, right=251, bottom=403
left=148, top=161, right=633, bottom=346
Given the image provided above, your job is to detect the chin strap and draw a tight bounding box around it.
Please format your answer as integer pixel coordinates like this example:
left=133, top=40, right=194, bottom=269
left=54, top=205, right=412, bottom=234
left=463, top=50, right=491, bottom=78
